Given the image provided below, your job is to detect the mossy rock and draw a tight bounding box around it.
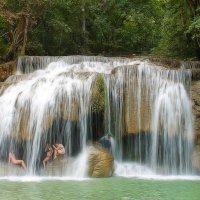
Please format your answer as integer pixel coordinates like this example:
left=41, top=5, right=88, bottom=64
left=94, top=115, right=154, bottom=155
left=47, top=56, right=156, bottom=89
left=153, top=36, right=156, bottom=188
left=91, top=74, right=106, bottom=113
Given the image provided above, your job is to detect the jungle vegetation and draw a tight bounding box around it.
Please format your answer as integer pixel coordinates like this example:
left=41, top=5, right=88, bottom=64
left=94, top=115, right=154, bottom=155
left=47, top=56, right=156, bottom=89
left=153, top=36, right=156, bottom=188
left=0, top=0, right=199, bottom=62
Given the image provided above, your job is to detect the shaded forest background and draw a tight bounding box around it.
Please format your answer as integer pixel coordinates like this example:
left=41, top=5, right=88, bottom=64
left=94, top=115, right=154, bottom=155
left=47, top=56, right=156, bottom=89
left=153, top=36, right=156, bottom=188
left=0, top=0, right=199, bottom=62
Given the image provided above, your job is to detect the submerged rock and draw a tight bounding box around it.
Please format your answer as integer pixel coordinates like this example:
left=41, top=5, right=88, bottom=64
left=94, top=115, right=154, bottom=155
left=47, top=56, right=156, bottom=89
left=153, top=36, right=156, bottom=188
left=88, top=145, right=114, bottom=178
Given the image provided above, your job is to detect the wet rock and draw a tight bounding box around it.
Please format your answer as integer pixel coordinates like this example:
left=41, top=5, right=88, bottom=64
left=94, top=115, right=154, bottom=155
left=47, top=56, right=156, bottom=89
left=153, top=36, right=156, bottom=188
left=192, top=145, right=200, bottom=172
left=191, top=81, right=200, bottom=145
left=88, top=145, right=114, bottom=178
left=41, top=157, right=68, bottom=176
left=149, top=57, right=181, bottom=68
left=125, top=82, right=151, bottom=134
left=0, top=162, right=26, bottom=176
left=0, top=61, right=16, bottom=82
left=120, top=80, right=200, bottom=147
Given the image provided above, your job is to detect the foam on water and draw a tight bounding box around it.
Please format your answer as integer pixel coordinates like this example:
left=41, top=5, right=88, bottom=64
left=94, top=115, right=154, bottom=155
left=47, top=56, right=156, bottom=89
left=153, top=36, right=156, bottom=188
left=114, top=162, right=200, bottom=181
left=115, top=161, right=154, bottom=177
left=0, top=176, right=90, bottom=182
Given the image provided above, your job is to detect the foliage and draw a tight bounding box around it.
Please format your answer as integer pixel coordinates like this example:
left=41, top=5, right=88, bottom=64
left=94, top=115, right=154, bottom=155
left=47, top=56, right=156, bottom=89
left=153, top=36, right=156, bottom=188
left=187, top=7, right=200, bottom=47
left=152, top=0, right=199, bottom=58
left=0, top=16, right=8, bottom=58
left=0, top=0, right=199, bottom=60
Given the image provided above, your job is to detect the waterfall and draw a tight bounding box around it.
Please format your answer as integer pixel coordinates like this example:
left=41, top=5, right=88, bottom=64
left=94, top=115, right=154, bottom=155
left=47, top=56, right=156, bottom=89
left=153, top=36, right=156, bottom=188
left=105, top=63, right=193, bottom=175
left=0, top=56, right=194, bottom=176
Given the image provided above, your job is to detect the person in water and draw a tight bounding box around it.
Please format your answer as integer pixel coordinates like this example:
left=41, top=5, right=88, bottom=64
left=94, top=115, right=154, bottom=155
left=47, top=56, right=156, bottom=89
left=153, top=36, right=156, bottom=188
left=8, top=151, right=27, bottom=170
left=42, top=143, right=65, bottom=168
left=52, top=144, right=65, bottom=159
left=99, top=132, right=112, bottom=153
left=42, top=144, right=54, bottom=168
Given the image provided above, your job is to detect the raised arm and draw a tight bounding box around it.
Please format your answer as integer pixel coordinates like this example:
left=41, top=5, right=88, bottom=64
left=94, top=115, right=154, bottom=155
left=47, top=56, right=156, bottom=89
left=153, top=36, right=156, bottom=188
left=52, top=144, right=59, bottom=151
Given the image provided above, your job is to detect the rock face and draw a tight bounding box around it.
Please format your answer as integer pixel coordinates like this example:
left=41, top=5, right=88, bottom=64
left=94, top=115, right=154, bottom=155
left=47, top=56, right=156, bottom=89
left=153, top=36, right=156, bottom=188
left=191, top=81, right=200, bottom=146
left=192, top=145, right=200, bottom=172
left=191, top=81, right=200, bottom=172
left=41, top=157, right=68, bottom=176
left=88, top=145, right=114, bottom=178
left=0, top=61, right=16, bottom=82
left=125, top=85, right=151, bottom=134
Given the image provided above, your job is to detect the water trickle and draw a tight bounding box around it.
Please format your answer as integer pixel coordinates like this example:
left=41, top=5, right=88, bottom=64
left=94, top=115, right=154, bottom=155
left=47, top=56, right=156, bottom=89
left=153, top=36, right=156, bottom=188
left=0, top=56, right=194, bottom=177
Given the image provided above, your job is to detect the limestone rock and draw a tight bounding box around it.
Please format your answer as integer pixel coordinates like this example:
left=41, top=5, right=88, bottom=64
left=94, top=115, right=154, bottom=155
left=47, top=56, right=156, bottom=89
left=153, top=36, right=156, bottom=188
left=191, top=81, right=200, bottom=146
left=88, top=145, right=114, bottom=178
left=192, top=145, right=200, bottom=172
left=125, top=80, right=151, bottom=134
left=0, top=61, right=16, bottom=82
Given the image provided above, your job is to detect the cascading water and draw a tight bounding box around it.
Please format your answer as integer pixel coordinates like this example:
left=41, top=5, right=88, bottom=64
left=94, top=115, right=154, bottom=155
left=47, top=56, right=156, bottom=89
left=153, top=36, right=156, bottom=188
left=0, top=56, right=194, bottom=177
left=106, top=63, right=193, bottom=176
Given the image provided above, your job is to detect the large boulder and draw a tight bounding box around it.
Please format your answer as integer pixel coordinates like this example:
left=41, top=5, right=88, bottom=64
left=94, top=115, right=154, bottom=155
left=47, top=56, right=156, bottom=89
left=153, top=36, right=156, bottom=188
left=88, top=145, right=114, bottom=178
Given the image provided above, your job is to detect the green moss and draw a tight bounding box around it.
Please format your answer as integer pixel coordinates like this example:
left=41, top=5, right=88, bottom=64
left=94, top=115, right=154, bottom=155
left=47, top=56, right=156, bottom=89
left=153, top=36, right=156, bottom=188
left=91, top=74, right=106, bottom=113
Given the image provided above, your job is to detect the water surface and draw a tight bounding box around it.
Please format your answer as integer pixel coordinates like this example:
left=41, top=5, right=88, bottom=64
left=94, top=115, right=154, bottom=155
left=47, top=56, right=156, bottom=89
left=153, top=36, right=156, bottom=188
left=0, top=177, right=200, bottom=200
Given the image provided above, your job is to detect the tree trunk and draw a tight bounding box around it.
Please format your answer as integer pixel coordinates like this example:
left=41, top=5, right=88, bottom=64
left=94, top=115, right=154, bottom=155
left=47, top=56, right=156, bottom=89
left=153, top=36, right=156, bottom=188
left=5, top=13, right=29, bottom=61
left=18, top=15, right=29, bottom=56
left=81, top=0, right=86, bottom=53
left=187, top=0, right=199, bottom=16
